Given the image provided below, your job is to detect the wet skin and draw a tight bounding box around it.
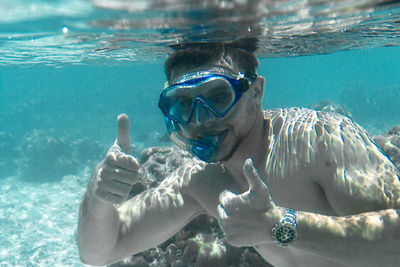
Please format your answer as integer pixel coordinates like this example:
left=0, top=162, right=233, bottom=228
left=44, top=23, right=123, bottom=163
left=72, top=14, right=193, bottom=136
left=78, top=63, right=400, bottom=267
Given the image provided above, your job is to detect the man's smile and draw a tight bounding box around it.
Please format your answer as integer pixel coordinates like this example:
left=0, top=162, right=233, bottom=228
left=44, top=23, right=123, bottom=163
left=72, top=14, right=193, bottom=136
left=196, top=129, right=229, bottom=142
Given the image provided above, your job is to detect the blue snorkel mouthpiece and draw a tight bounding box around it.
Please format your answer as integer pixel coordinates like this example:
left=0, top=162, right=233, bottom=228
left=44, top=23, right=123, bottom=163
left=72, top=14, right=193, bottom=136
left=188, top=136, right=218, bottom=162
left=165, top=118, right=219, bottom=162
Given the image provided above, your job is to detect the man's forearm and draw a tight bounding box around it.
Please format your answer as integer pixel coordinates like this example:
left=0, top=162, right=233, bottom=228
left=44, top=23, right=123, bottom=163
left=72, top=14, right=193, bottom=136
left=77, top=172, right=120, bottom=265
left=293, top=209, right=400, bottom=267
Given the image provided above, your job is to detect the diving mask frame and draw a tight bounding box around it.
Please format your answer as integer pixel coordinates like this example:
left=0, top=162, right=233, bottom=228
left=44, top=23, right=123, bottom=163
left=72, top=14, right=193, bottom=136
left=159, top=71, right=257, bottom=125
left=160, top=70, right=257, bottom=162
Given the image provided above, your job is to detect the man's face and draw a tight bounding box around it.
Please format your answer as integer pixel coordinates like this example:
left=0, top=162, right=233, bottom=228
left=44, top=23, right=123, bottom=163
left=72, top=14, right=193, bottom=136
left=169, top=64, right=263, bottom=162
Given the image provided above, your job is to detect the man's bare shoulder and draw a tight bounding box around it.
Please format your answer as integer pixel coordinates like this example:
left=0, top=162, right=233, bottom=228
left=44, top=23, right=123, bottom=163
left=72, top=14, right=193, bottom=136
left=264, top=107, right=400, bottom=213
left=263, top=107, right=398, bottom=180
left=263, top=107, right=356, bottom=179
left=264, top=107, right=353, bottom=133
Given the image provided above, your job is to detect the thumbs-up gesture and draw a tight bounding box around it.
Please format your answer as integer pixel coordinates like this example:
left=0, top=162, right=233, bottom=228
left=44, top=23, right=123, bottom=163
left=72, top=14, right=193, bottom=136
left=93, top=114, right=140, bottom=205
left=217, top=158, right=283, bottom=247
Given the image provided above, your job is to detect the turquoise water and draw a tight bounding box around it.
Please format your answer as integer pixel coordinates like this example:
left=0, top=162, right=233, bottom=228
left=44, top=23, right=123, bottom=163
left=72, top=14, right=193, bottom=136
left=1, top=0, right=400, bottom=266
left=2, top=46, right=400, bottom=266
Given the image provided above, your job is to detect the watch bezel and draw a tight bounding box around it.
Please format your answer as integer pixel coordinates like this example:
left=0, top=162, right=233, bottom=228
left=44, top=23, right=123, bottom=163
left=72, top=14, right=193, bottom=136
left=272, top=220, right=298, bottom=246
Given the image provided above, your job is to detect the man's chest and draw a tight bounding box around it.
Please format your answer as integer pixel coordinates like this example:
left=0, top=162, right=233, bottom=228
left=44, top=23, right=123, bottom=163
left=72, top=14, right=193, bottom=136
left=267, top=175, right=337, bottom=215
left=185, top=163, right=338, bottom=218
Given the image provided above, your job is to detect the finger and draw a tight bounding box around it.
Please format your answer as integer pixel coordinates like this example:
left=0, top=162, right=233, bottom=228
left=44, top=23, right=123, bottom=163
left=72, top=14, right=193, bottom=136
left=217, top=204, right=228, bottom=220
left=100, top=167, right=139, bottom=185
left=101, top=177, right=132, bottom=196
left=117, top=113, right=131, bottom=154
left=218, top=190, right=238, bottom=207
left=106, top=150, right=139, bottom=172
left=243, top=158, right=266, bottom=191
left=115, top=153, right=139, bottom=172
left=96, top=190, right=126, bottom=205
left=243, top=158, right=274, bottom=206
left=219, top=190, right=244, bottom=213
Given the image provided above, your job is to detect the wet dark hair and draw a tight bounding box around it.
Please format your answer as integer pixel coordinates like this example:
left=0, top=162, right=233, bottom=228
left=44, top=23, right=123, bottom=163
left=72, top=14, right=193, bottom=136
left=164, top=37, right=259, bottom=83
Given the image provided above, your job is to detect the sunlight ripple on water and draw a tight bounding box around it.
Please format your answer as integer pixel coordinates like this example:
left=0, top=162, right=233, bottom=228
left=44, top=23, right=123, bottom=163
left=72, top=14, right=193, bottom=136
left=0, top=0, right=400, bottom=65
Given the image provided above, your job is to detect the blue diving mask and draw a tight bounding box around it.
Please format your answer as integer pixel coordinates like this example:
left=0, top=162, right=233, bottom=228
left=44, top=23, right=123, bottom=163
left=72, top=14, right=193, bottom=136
left=158, top=70, right=257, bottom=162
left=158, top=71, right=257, bottom=125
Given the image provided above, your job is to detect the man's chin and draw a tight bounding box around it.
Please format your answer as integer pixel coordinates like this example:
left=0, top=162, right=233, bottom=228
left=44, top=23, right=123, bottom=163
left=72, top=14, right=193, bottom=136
left=213, top=138, right=241, bottom=163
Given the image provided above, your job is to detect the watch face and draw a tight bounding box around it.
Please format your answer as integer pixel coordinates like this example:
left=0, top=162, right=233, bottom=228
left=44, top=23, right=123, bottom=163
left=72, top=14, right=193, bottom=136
left=275, top=226, right=296, bottom=245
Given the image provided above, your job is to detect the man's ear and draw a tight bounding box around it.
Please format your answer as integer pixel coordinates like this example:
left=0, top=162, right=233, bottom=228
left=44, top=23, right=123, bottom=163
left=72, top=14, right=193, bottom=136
left=252, top=76, right=265, bottom=103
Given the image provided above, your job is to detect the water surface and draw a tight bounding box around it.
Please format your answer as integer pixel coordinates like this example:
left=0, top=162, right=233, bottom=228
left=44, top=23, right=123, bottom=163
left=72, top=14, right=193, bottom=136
left=1, top=0, right=400, bottom=266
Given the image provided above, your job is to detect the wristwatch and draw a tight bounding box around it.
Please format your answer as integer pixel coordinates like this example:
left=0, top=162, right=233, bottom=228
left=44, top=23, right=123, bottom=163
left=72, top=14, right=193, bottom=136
left=272, top=209, right=298, bottom=247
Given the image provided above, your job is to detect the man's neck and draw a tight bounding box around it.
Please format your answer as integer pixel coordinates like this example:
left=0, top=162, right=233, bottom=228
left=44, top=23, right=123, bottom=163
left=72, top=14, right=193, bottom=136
left=223, top=109, right=269, bottom=188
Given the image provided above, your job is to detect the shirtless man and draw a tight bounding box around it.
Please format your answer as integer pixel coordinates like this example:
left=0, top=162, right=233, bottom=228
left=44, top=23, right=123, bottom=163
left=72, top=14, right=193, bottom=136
left=78, top=41, right=400, bottom=267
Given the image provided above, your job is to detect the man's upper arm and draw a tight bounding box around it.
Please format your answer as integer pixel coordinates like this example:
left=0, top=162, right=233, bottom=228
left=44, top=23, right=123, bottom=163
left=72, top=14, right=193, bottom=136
left=110, top=164, right=205, bottom=262
left=313, top=113, right=400, bottom=215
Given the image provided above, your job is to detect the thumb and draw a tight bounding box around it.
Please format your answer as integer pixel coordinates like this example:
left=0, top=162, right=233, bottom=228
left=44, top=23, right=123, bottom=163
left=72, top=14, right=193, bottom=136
left=117, top=113, right=131, bottom=154
left=243, top=158, right=275, bottom=208
left=243, top=158, right=266, bottom=192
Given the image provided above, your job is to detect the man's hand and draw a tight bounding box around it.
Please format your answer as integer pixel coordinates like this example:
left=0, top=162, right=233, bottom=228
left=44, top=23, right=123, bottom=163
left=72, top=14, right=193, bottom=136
left=93, top=114, right=140, bottom=205
left=217, top=158, right=283, bottom=247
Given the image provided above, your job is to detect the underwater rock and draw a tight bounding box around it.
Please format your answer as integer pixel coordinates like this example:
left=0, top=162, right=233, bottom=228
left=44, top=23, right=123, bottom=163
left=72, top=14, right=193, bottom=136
left=18, top=130, right=105, bottom=182
left=115, top=146, right=272, bottom=267
left=373, top=126, right=400, bottom=169
left=126, top=146, right=194, bottom=198
left=138, top=146, right=194, bottom=187
left=19, top=129, right=77, bottom=182
left=0, top=132, right=19, bottom=178
left=111, top=212, right=271, bottom=267
left=308, top=100, right=352, bottom=119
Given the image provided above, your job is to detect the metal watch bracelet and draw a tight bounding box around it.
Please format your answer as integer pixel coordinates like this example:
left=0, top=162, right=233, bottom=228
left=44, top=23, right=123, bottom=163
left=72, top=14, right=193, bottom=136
left=271, top=208, right=298, bottom=247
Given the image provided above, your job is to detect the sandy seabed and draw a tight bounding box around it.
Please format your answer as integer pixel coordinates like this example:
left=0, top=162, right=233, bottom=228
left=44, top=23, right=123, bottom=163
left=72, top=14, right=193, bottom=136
left=0, top=168, right=91, bottom=267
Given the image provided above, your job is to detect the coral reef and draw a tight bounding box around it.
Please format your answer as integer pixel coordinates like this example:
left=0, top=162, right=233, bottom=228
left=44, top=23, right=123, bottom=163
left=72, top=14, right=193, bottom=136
left=112, top=146, right=272, bottom=267
left=308, top=100, right=352, bottom=119
left=373, top=126, right=400, bottom=169
left=18, top=130, right=105, bottom=182
left=110, top=213, right=270, bottom=267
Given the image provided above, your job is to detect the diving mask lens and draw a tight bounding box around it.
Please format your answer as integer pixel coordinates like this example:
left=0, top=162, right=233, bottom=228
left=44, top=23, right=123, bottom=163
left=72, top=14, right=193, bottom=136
left=159, top=73, right=246, bottom=125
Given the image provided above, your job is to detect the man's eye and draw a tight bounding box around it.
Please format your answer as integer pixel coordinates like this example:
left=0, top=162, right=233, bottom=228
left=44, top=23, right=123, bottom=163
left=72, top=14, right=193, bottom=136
left=178, top=96, right=192, bottom=108
left=208, top=92, right=230, bottom=103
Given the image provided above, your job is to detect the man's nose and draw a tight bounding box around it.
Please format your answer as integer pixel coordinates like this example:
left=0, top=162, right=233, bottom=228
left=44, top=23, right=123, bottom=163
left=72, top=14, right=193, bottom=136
left=190, top=101, right=213, bottom=125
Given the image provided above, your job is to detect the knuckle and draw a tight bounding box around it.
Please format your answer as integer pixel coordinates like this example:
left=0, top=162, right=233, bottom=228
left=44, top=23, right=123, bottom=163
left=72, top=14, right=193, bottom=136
left=96, top=169, right=106, bottom=184
left=105, top=152, right=117, bottom=165
left=131, top=157, right=140, bottom=169
left=113, top=179, right=132, bottom=195
left=107, top=196, right=121, bottom=205
left=121, top=186, right=132, bottom=196
left=121, top=154, right=140, bottom=171
left=98, top=166, right=112, bottom=180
